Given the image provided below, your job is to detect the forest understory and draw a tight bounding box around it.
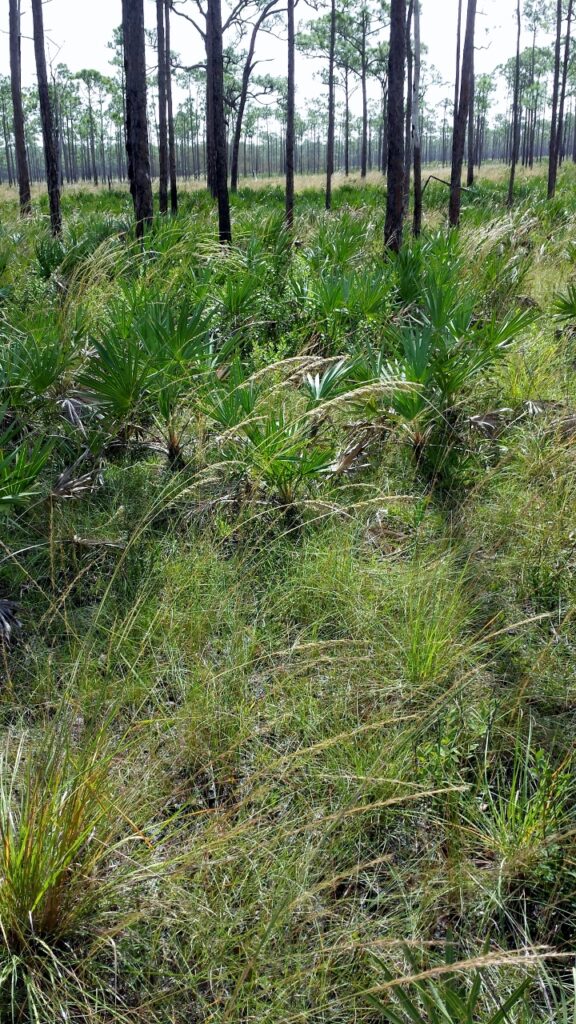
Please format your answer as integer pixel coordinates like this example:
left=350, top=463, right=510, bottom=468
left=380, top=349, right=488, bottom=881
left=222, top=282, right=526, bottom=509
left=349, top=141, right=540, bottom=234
left=1, top=164, right=576, bottom=1021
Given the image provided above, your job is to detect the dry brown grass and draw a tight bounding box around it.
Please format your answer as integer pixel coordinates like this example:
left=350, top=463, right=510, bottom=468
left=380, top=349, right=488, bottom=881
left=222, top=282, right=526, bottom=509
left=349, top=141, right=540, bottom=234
left=0, top=161, right=552, bottom=205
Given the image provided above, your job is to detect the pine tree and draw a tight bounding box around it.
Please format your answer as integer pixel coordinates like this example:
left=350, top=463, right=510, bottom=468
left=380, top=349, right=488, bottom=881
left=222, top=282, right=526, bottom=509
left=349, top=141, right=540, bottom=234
left=285, top=0, right=295, bottom=227
left=207, top=0, right=232, bottom=241
left=449, top=0, right=476, bottom=227
left=31, top=0, right=62, bottom=234
left=8, top=0, right=31, bottom=216
left=384, top=0, right=406, bottom=250
left=122, top=0, right=154, bottom=237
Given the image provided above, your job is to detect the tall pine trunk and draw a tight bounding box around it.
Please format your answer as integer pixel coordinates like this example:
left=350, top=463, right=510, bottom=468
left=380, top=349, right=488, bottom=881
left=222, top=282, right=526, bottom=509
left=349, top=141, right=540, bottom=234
left=344, top=67, right=350, bottom=176
left=548, top=0, right=562, bottom=198
left=230, top=0, right=279, bottom=193
left=164, top=0, right=178, bottom=213
left=205, top=21, right=217, bottom=196
left=231, top=48, right=256, bottom=192
left=507, top=0, right=521, bottom=206
left=449, top=0, right=476, bottom=227
left=122, top=0, right=154, bottom=238
left=554, top=0, right=574, bottom=185
left=88, top=90, right=98, bottom=186
left=384, top=0, right=406, bottom=251
left=412, top=0, right=422, bottom=237
left=453, top=0, right=463, bottom=132
left=31, top=0, right=61, bottom=234
left=381, top=83, right=388, bottom=173
left=8, top=0, right=31, bottom=216
left=403, top=0, right=414, bottom=213
left=466, top=45, right=474, bottom=185
left=360, top=8, right=368, bottom=178
left=285, top=0, right=295, bottom=227
left=207, top=0, right=232, bottom=242
left=326, top=0, right=336, bottom=209
left=156, top=0, right=169, bottom=213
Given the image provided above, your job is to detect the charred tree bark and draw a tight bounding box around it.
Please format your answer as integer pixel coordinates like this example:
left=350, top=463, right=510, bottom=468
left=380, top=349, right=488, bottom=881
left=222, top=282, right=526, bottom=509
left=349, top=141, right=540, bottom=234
left=87, top=86, right=98, bottom=186
left=285, top=0, right=295, bottom=228
left=554, top=0, right=574, bottom=188
left=507, top=0, right=521, bottom=206
left=31, top=0, right=61, bottom=234
left=207, top=0, right=232, bottom=242
left=449, top=0, right=476, bottom=227
left=122, top=0, right=154, bottom=237
left=454, top=0, right=463, bottom=129
left=326, top=0, right=336, bottom=209
left=230, top=43, right=257, bottom=192
left=8, top=0, right=31, bottom=216
left=165, top=0, right=178, bottom=213
left=157, top=0, right=169, bottom=213
left=403, top=0, right=414, bottom=213
left=360, top=7, right=369, bottom=178
left=412, top=0, right=422, bottom=236
left=548, top=0, right=562, bottom=198
left=381, top=82, right=388, bottom=173
left=466, top=44, right=474, bottom=186
left=384, top=0, right=406, bottom=251
left=205, top=18, right=217, bottom=196
left=344, top=66, right=350, bottom=176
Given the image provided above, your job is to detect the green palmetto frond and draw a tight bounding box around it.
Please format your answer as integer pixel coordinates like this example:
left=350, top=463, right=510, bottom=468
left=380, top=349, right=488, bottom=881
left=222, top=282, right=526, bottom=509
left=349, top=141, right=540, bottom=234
left=5, top=331, right=73, bottom=404
left=229, top=406, right=334, bottom=505
left=0, top=423, right=52, bottom=509
left=302, top=358, right=353, bottom=406
left=203, top=360, right=262, bottom=430
left=136, top=297, right=214, bottom=367
left=219, top=272, right=262, bottom=324
left=79, top=332, right=152, bottom=420
left=34, top=233, right=66, bottom=280
left=553, top=283, right=576, bottom=323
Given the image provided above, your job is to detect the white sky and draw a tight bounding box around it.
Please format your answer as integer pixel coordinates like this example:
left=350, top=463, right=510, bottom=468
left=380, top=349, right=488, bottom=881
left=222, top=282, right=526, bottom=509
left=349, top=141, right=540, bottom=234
left=0, top=0, right=537, bottom=120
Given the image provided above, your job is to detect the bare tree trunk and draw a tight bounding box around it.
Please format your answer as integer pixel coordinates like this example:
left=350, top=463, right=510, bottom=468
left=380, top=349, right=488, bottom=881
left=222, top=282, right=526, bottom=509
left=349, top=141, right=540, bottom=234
left=165, top=0, right=178, bottom=213
left=231, top=54, right=255, bottom=192
left=507, top=0, right=521, bottom=206
left=285, top=0, right=295, bottom=228
left=31, top=0, right=61, bottom=234
left=412, top=0, right=422, bottom=237
left=88, top=89, right=99, bottom=186
left=449, top=0, right=476, bottom=227
left=344, top=67, right=350, bottom=176
left=360, top=7, right=369, bottom=178
left=381, top=82, right=388, bottom=173
left=230, top=0, right=280, bottom=193
left=207, top=0, right=232, bottom=242
left=466, top=43, right=474, bottom=185
left=9, top=0, right=31, bottom=215
left=323, top=0, right=336, bottom=208
left=554, top=0, right=574, bottom=188
left=326, top=0, right=336, bottom=209
left=122, top=0, right=154, bottom=237
left=156, top=0, right=169, bottom=213
left=403, top=0, right=414, bottom=213
left=454, top=0, right=463, bottom=129
left=385, top=0, right=406, bottom=251
left=528, top=27, right=537, bottom=168
left=1, top=95, right=14, bottom=187
left=548, top=0, right=562, bottom=198
left=205, top=19, right=217, bottom=196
